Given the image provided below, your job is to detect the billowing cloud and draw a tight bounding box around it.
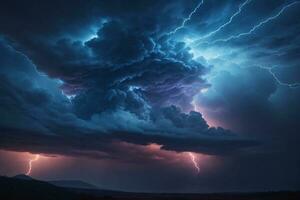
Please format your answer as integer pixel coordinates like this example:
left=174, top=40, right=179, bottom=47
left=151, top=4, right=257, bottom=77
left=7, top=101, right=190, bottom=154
left=0, top=37, right=256, bottom=158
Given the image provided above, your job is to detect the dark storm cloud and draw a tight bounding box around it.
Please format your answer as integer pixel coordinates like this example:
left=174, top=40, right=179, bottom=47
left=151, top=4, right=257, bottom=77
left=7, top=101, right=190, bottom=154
left=0, top=0, right=258, bottom=159
left=86, top=21, right=155, bottom=65
left=0, top=40, right=256, bottom=158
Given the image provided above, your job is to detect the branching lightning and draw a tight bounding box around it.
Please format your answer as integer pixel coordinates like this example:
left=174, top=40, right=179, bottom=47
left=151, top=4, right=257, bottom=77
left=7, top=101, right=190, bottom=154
left=165, top=0, right=204, bottom=36
left=26, top=155, right=40, bottom=175
left=211, top=1, right=300, bottom=44
left=185, top=1, right=300, bottom=90
left=195, top=0, right=252, bottom=42
left=188, top=152, right=200, bottom=173
left=258, top=66, right=300, bottom=88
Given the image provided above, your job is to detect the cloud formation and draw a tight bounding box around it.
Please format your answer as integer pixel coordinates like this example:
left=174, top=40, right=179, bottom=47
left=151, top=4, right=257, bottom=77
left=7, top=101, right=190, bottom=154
left=0, top=0, right=260, bottom=159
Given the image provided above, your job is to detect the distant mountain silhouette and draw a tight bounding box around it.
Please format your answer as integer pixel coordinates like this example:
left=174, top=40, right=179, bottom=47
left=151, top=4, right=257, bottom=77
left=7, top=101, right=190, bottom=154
left=12, top=174, right=98, bottom=190
left=1, top=175, right=300, bottom=200
left=13, top=174, right=35, bottom=180
left=49, top=180, right=98, bottom=189
left=0, top=175, right=76, bottom=200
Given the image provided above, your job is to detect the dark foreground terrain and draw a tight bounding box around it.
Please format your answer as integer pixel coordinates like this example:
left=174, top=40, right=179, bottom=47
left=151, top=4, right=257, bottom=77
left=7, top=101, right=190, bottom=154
left=0, top=175, right=299, bottom=200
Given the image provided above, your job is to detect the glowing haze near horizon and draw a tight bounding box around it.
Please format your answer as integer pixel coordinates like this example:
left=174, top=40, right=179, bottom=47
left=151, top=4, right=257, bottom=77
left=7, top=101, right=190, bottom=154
left=0, top=0, right=300, bottom=193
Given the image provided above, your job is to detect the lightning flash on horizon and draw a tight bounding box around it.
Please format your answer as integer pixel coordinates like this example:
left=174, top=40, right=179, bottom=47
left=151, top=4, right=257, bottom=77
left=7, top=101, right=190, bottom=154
left=26, top=154, right=40, bottom=175
left=188, top=152, right=200, bottom=174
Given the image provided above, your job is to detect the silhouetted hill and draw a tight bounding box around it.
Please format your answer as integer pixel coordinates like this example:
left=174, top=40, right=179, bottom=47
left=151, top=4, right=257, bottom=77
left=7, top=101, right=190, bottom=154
left=49, top=180, right=98, bottom=189
left=0, top=175, right=299, bottom=200
left=13, top=174, right=34, bottom=180
left=0, top=176, right=76, bottom=200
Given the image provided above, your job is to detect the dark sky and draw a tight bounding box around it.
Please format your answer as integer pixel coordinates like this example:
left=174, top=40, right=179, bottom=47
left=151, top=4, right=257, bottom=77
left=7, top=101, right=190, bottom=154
left=0, top=0, right=300, bottom=193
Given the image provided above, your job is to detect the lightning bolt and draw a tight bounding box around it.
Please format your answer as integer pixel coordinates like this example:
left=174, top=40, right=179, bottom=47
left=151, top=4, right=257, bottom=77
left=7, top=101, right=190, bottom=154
left=26, top=155, right=40, bottom=175
left=211, top=1, right=300, bottom=44
left=164, top=0, right=204, bottom=36
left=258, top=66, right=300, bottom=88
left=194, top=0, right=252, bottom=42
left=188, top=152, right=200, bottom=173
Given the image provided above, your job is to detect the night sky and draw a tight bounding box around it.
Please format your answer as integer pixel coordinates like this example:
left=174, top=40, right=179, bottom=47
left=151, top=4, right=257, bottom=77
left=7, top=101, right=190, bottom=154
left=0, top=0, right=300, bottom=193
